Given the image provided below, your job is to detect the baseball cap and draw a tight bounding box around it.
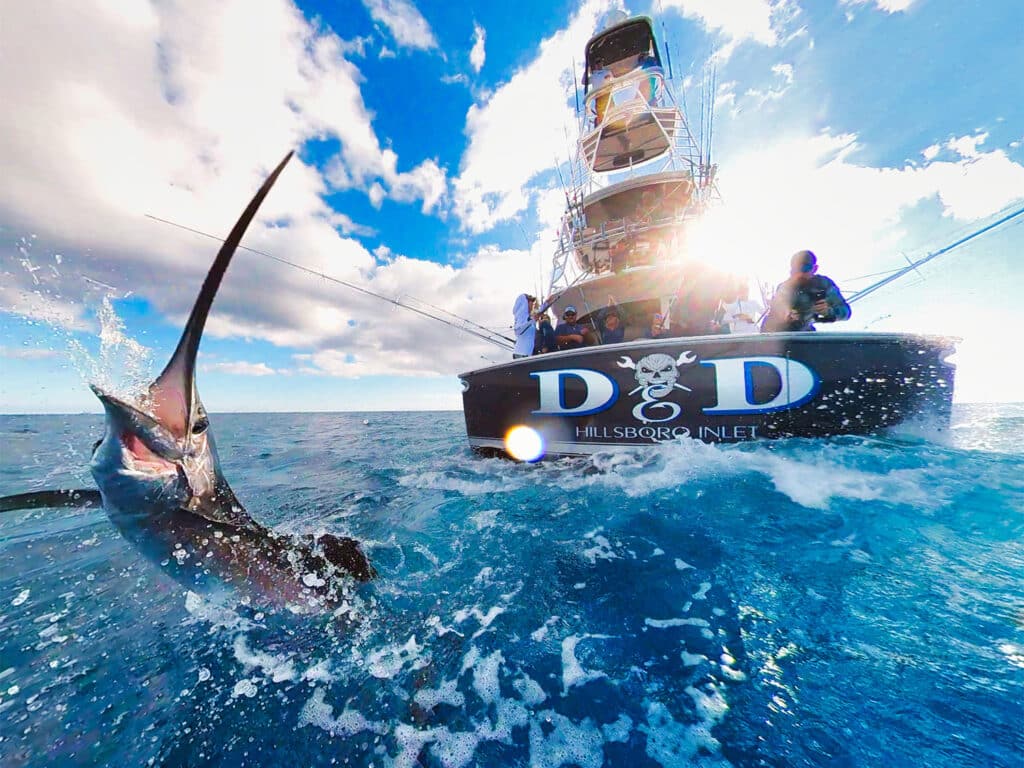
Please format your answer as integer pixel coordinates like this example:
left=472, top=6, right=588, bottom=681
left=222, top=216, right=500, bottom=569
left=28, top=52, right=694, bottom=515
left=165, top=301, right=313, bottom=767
left=564, top=305, right=577, bottom=315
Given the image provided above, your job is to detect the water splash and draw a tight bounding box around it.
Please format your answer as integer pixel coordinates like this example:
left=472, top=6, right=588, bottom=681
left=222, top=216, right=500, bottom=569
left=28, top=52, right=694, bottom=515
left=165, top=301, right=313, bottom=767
left=67, top=296, right=154, bottom=402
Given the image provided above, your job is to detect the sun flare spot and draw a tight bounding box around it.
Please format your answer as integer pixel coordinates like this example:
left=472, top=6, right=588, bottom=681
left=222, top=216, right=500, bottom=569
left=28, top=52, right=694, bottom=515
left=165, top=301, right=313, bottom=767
left=504, top=425, right=544, bottom=462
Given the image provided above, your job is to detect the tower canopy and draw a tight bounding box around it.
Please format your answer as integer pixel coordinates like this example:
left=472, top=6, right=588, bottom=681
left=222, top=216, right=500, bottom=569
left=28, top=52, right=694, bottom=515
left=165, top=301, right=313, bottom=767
left=583, top=16, right=661, bottom=94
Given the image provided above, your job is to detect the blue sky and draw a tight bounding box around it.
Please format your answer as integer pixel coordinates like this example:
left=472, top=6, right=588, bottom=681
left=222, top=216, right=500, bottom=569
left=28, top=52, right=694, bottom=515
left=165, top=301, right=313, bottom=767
left=1, top=0, right=1022, bottom=413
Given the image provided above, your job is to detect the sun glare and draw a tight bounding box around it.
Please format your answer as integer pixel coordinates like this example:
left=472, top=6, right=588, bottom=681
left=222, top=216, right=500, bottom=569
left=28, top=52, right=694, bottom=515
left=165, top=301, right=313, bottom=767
left=504, top=425, right=544, bottom=462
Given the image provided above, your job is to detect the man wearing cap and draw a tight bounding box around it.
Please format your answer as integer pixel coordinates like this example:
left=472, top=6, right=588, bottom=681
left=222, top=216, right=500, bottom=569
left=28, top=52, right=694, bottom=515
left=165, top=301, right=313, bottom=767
left=554, top=306, right=587, bottom=350
left=597, top=295, right=625, bottom=344
left=512, top=293, right=537, bottom=358
left=761, top=250, right=851, bottom=333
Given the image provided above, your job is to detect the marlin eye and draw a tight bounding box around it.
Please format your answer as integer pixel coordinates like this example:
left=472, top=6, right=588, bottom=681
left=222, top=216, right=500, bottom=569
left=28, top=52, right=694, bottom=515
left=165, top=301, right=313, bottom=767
left=192, top=417, right=209, bottom=435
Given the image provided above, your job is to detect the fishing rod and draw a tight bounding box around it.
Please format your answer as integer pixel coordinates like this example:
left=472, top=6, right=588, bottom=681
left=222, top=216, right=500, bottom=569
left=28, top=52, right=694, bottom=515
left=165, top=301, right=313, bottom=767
left=400, top=294, right=514, bottom=343
left=144, top=214, right=515, bottom=350
left=848, top=202, right=1024, bottom=305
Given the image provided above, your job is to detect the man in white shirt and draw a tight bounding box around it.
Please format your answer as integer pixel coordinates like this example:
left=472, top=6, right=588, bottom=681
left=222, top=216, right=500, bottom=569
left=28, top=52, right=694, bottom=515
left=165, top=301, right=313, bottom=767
left=512, top=293, right=537, bottom=358
left=719, top=281, right=763, bottom=335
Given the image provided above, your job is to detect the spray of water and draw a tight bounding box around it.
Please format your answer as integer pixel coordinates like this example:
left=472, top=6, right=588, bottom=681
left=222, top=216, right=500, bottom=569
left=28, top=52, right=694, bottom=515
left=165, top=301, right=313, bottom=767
left=14, top=245, right=154, bottom=404
left=67, top=296, right=154, bottom=402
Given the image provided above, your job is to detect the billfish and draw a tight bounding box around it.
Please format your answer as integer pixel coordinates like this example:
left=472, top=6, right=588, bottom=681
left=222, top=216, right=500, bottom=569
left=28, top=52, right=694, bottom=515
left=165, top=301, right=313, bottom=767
left=0, top=152, right=375, bottom=609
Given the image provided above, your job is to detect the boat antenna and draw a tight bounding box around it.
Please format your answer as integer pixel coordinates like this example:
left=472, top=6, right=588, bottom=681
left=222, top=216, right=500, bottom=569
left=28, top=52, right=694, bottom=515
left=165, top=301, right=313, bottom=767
left=144, top=214, right=515, bottom=350
left=848, top=202, right=1024, bottom=305
left=572, top=57, right=581, bottom=117
left=705, top=64, right=716, bottom=172
left=661, top=21, right=674, bottom=80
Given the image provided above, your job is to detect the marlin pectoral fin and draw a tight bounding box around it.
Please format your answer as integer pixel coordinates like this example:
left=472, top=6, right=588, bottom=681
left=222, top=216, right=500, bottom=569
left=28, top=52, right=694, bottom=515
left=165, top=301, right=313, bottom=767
left=0, top=489, right=103, bottom=513
left=188, top=476, right=259, bottom=530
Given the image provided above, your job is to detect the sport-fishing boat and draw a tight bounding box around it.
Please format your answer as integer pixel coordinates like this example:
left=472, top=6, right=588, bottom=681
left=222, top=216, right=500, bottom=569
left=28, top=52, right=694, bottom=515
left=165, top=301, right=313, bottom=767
left=459, top=12, right=957, bottom=459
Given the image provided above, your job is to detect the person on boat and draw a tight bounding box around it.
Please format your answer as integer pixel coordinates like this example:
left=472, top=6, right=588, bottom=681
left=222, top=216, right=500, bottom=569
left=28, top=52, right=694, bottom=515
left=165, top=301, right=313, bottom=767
left=534, top=311, right=557, bottom=354
left=719, top=279, right=764, bottom=334
left=643, top=312, right=670, bottom=339
left=512, top=293, right=537, bottom=358
left=597, top=296, right=626, bottom=345
left=554, top=306, right=587, bottom=350
left=761, top=250, right=851, bottom=332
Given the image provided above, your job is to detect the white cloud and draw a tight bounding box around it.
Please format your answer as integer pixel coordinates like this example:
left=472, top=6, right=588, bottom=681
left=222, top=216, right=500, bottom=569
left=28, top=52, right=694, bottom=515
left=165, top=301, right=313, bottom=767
left=470, top=23, right=486, bottom=73
left=361, top=0, right=437, bottom=51
left=452, top=0, right=607, bottom=233
left=692, top=130, right=1024, bottom=282
left=202, top=361, right=280, bottom=376
left=0, top=346, right=60, bottom=360
left=947, top=132, right=988, bottom=159
left=743, top=61, right=795, bottom=107
left=842, top=0, right=917, bottom=14
left=0, top=0, right=462, bottom=385
left=661, top=0, right=781, bottom=60
left=0, top=280, right=94, bottom=334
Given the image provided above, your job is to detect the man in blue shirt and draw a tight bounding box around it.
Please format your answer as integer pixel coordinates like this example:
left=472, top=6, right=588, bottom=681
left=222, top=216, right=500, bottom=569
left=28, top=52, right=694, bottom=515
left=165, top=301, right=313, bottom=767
left=600, top=309, right=625, bottom=344
left=554, top=306, right=587, bottom=350
left=594, top=296, right=625, bottom=344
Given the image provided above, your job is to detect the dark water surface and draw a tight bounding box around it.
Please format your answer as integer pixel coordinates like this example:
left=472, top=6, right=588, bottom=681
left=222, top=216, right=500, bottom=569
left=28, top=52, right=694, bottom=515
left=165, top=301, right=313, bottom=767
left=1, top=406, right=1022, bottom=767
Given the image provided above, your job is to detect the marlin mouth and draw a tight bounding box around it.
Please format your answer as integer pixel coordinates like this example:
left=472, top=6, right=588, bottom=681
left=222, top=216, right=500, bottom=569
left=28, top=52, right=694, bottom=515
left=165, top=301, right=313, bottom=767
left=91, top=384, right=184, bottom=473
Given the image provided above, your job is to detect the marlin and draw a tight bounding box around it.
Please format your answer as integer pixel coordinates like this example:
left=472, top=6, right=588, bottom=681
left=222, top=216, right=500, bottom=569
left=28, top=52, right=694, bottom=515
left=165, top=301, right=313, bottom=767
left=0, top=152, right=375, bottom=610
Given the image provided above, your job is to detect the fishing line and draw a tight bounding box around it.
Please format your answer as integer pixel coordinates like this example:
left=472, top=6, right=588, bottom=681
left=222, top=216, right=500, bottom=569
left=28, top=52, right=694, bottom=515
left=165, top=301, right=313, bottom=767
left=144, top=214, right=515, bottom=350
left=848, top=202, right=1024, bottom=305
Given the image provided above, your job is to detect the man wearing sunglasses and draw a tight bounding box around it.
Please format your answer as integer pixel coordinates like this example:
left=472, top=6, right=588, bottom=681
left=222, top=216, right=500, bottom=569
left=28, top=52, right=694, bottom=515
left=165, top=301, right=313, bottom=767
left=554, top=306, right=587, bottom=350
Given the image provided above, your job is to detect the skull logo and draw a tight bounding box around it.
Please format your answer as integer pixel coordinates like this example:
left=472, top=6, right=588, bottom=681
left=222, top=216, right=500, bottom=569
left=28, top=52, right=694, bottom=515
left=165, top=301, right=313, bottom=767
left=618, top=351, right=697, bottom=397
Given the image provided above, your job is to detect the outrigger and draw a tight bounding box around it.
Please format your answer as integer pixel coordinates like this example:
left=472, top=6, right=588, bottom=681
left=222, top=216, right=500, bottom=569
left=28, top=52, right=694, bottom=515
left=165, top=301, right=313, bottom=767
left=458, top=12, right=960, bottom=459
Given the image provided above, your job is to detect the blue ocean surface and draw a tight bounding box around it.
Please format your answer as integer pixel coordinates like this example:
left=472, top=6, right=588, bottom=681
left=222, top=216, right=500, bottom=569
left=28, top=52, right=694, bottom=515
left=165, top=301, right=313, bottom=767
left=0, top=405, right=1022, bottom=767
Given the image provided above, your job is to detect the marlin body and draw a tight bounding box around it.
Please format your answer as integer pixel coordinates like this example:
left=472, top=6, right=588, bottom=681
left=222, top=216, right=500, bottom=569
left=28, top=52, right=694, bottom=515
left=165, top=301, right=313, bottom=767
left=3, top=152, right=374, bottom=611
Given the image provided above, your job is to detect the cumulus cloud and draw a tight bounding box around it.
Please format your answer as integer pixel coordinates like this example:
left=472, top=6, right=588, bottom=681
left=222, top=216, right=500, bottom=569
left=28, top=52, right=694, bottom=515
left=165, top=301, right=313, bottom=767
left=689, top=130, right=1024, bottom=283
left=743, top=61, right=795, bottom=108
left=470, top=23, right=486, bottom=73
left=842, top=0, right=917, bottom=14
left=452, top=0, right=607, bottom=233
left=361, top=0, right=437, bottom=51
left=661, top=0, right=783, bottom=60
left=201, top=361, right=280, bottom=376
left=0, top=345, right=60, bottom=360
left=0, top=0, right=474, bottom=381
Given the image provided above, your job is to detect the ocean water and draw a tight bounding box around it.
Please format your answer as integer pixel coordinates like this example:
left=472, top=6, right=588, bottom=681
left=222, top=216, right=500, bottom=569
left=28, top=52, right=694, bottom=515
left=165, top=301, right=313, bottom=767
left=0, top=406, right=1022, bottom=767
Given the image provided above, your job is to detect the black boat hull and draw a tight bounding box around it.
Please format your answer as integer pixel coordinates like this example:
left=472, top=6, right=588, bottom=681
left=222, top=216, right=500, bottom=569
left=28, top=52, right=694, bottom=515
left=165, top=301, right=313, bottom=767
left=460, top=332, right=956, bottom=458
